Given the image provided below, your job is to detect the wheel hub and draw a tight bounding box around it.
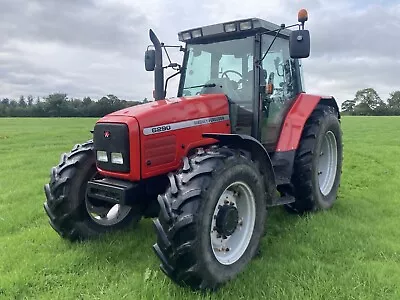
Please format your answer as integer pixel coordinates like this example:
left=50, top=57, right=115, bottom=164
left=215, top=204, right=239, bottom=237
left=210, top=181, right=256, bottom=265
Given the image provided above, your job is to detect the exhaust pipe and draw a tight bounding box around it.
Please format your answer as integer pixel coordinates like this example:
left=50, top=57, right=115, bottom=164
left=149, top=29, right=164, bottom=100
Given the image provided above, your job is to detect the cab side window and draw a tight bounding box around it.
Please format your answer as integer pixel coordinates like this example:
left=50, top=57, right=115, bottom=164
left=260, top=34, right=298, bottom=149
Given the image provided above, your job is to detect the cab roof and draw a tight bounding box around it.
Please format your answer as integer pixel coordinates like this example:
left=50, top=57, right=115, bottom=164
left=178, top=17, right=292, bottom=43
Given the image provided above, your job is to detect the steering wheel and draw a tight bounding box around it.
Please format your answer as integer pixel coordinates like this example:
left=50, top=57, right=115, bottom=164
left=221, top=70, right=242, bottom=80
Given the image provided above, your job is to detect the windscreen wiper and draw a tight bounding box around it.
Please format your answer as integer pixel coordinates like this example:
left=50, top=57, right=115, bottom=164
left=183, top=83, right=217, bottom=90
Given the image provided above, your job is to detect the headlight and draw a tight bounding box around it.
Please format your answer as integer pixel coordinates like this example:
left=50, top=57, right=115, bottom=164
left=111, top=152, right=124, bottom=165
left=97, top=151, right=108, bottom=162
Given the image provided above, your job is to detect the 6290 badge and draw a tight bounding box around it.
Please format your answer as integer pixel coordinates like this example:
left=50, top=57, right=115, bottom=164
left=151, top=125, right=171, bottom=133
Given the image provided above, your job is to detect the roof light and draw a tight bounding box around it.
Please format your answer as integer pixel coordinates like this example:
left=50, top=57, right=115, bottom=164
left=239, top=20, right=253, bottom=30
left=224, top=22, right=237, bottom=32
left=298, top=9, right=308, bottom=23
left=182, top=31, right=192, bottom=40
left=191, top=29, right=203, bottom=38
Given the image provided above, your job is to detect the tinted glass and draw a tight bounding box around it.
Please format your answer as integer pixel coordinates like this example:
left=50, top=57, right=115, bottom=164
left=260, top=34, right=299, bottom=149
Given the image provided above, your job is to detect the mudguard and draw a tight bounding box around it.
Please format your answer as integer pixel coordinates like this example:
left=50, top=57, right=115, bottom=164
left=202, top=133, right=277, bottom=204
left=276, top=94, right=340, bottom=152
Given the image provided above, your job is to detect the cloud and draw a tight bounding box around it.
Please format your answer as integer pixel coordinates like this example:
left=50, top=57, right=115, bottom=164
left=0, top=0, right=398, bottom=106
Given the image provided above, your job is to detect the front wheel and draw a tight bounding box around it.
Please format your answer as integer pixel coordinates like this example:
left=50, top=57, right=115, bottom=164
left=43, top=140, right=141, bottom=241
left=152, top=146, right=267, bottom=291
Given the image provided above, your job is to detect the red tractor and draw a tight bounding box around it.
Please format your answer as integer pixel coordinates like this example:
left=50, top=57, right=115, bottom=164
left=44, top=10, right=343, bottom=291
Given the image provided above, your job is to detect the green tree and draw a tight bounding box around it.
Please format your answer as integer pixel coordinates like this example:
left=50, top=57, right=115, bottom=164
left=27, top=95, right=34, bottom=106
left=18, top=95, right=26, bottom=108
left=44, top=93, right=68, bottom=117
left=341, top=100, right=356, bottom=113
left=354, top=102, right=373, bottom=116
left=354, top=88, right=382, bottom=110
left=388, top=91, right=400, bottom=110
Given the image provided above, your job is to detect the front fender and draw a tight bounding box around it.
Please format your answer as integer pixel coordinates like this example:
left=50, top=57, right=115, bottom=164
left=202, top=133, right=277, bottom=204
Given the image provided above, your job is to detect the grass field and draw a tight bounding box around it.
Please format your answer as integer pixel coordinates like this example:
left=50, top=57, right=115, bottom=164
left=0, top=116, right=399, bottom=299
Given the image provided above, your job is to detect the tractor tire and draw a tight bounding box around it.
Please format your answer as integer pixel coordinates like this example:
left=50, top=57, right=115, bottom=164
left=287, top=104, right=343, bottom=214
left=152, top=146, right=267, bottom=291
left=43, top=140, right=141, bottom=242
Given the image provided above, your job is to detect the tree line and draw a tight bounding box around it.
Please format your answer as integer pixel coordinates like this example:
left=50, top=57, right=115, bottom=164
left=1, top=88, right=399, bottom=117
left=341, top=88, right=400, bottom=116
left=0, top=93, right=149, bottom=117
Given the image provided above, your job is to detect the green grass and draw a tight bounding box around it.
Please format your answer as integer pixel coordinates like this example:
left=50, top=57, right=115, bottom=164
left=0, top=116, right=399, bottom=299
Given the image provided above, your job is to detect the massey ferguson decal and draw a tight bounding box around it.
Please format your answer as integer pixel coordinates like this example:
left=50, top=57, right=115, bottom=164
left=143, top=115, right=229, bottom=136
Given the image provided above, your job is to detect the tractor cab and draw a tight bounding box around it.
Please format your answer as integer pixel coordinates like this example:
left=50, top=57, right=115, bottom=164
left=145, top=13, right=310, bottom=151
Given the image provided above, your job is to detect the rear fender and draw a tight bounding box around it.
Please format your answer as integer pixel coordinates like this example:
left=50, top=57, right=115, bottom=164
left=202, top=133, right=277, bottom=204
left=276, top=94, right=340, bottom=152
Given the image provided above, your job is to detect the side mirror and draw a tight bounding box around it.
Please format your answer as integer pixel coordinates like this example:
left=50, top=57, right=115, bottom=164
left=144, top=49, right=156, bottom=71
left=289, top=30, right=310, bottom=59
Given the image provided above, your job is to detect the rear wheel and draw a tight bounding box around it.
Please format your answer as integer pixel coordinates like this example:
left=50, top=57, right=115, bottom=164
left=43, top=140, right=141, bottom=241
left=152, top=146, right=267, bottom=291
left=288, top=105, right=343, bottom=213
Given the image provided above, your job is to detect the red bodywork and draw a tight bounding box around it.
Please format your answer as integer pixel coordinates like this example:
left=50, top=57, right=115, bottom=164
left=275, top=93, right=322, bottom=152
left=96, top=94, right=231, bottom=181
left=96, top=92, right=329, bottom=182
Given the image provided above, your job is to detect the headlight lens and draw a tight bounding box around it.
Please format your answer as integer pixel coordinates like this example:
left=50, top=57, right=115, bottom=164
left=111, top=152, right=124, bottom=165
left=97, top=151, right=108, bottom=162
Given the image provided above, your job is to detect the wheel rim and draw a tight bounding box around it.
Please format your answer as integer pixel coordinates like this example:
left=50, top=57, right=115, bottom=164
left=317, top=130, right=338, bottom=196
left=84, top=173, right=132, bottom=227
left=210, top=181, right=256, bottom=265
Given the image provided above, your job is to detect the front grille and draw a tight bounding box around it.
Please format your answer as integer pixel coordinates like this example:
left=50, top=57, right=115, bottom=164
left=93, top=122, right=130, bottom=173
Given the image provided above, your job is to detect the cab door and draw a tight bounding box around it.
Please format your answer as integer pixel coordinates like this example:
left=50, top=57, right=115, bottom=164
left=259, top=33, right=301, bottom=151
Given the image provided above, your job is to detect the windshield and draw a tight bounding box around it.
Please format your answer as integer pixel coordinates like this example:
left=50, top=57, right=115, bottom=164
left=180, top=36, right=255, bottom=103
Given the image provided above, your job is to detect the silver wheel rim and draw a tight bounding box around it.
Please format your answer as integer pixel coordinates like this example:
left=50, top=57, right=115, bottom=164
left=318, top=130, right=338, bottom=196
left=85, top=201, right=132, bottom=226
left=210, top=181, right=256, bottom=265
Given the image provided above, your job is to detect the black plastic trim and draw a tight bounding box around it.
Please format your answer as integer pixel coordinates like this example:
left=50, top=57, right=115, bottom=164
left=87, top=178, right=141, bottom=205
left=93, top=122, right=130, bottom=173
left=270, top=150, right=296, bottom=186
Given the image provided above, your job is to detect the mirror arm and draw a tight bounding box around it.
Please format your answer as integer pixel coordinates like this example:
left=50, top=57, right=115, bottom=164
left=256, top=22, right=301, bottom=66
left=164, top=71, right=181, bottom=98
left=161, top=43, right=173, bottom=65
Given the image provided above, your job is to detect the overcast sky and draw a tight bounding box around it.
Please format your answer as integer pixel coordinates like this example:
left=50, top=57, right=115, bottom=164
left=0, top=0, right=399, bottom=106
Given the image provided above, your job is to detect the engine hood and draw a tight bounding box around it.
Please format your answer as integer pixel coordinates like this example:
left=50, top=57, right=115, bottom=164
left=97, top=94, right=230, bottom=129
